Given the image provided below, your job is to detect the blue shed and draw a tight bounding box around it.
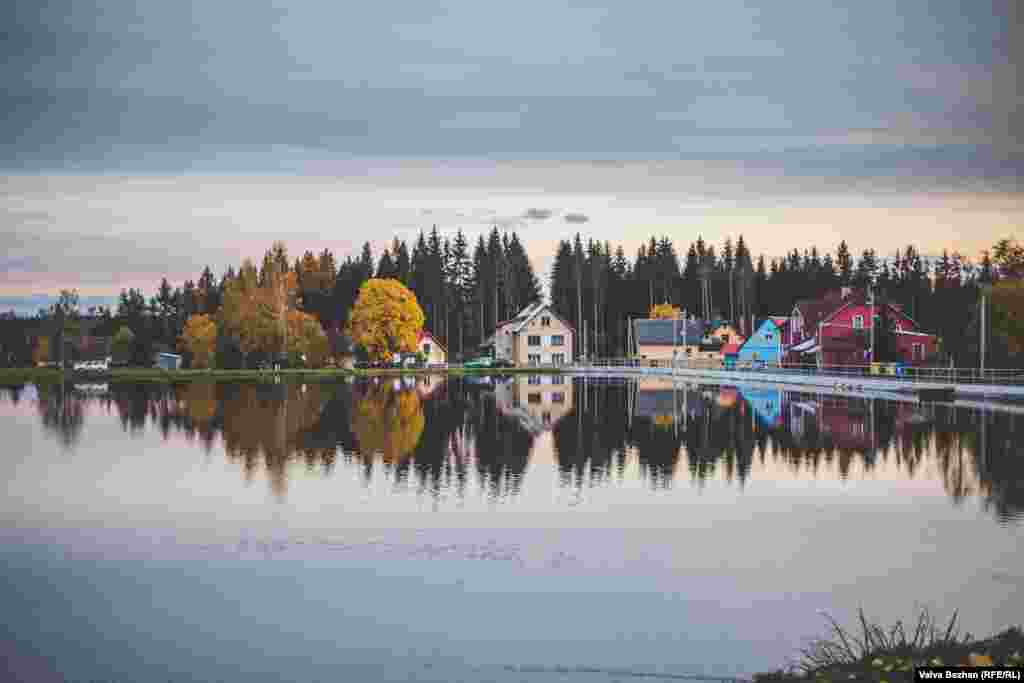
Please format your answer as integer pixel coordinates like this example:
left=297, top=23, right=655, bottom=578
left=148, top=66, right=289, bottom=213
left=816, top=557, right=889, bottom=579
left=736, top=318, right=788, bottom=366
left=156, top=352, right=182, bottom=370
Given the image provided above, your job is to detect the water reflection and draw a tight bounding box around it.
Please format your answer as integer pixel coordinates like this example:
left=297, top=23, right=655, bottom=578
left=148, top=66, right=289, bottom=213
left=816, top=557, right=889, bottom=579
left=3, top=376, right=1022, bottom=523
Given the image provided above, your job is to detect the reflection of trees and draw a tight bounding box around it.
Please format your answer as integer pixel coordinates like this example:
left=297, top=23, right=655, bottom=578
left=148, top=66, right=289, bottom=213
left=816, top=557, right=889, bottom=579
left=35, top=382, right=85, bottom=448
left=552, top=379, right=629, bottom=489
left=463, top=382, right=534, bottom=499
left=350, top=384, right=425, bottom=464
left=0, top=383, right=25, bottom=404
left=14, top=377, right=1024, bottom=522
left=219, top=383, right=335, bottom=498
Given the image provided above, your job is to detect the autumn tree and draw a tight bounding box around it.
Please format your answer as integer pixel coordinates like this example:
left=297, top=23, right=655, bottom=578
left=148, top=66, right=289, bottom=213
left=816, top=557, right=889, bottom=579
left=180, top=314, right=218, bottom=368
left=346, top=278, right=425, bottom=362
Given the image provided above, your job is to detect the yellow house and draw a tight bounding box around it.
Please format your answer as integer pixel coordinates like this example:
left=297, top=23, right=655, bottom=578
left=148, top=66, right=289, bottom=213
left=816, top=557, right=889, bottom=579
left=491, top=303, right=574, bottom=367
left=633, top=318, right=721, bottom=364
left=417, top=331, right=447, bottom=366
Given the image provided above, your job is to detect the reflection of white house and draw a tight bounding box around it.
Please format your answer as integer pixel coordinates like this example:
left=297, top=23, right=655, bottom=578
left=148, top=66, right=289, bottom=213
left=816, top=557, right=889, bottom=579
left=417, top=331, right=447, bottom=365
left=489, top=302, right=574, bottom=367
left=494, top=374, right=574, bottom=433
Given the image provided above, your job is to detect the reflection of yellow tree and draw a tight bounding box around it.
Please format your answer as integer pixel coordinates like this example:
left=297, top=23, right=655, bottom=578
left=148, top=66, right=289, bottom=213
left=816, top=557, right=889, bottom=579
left=352, top=386, right=424, bottom=463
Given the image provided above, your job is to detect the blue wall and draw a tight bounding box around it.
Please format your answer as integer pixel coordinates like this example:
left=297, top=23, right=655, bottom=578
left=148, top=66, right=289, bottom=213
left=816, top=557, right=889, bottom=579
left=736, top=320, right=782, bottom=364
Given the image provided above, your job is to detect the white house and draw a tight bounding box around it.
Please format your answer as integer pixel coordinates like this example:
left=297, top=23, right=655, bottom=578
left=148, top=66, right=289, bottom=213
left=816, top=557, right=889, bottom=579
left=489, top=302, right=574, bottom=367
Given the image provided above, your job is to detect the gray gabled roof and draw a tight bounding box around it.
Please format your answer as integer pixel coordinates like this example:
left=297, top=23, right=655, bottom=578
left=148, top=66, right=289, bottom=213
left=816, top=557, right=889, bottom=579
left=634, top=319, right=705, bottom=346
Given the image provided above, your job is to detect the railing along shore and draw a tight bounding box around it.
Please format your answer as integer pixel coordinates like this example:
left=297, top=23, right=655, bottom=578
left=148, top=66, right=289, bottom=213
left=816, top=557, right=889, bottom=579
left=562, top=358, right=1024, bottom=387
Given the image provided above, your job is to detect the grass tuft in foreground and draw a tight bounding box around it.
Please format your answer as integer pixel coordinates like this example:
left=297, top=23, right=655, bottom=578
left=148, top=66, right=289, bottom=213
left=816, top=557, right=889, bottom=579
left=754, top=609, right=1023, bottom=682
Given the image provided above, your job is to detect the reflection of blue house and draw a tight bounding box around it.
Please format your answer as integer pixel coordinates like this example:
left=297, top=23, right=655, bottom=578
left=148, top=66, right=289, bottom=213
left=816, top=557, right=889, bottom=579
left=736, top=318, right=788, bottom=365
left=741, top=388, right=784, bottom=427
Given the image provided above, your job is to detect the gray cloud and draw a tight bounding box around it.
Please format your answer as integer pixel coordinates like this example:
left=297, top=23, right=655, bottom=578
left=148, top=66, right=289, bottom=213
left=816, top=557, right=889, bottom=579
left=0, top=0, right=1019, bottom=172
left=523, top=208, right=553, bottom=220
left=563, top=213, right=589, bottom=224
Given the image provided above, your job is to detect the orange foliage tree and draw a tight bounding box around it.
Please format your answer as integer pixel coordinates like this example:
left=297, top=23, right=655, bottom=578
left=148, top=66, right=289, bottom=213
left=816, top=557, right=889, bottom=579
left=346, top=278, right=425, bottom=362
left=180, top=314, right=218, bottom=368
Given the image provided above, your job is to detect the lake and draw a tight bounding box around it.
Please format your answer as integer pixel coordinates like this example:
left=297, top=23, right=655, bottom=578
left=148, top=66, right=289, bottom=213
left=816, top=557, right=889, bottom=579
left=1, top=375, right=1021, bottom=682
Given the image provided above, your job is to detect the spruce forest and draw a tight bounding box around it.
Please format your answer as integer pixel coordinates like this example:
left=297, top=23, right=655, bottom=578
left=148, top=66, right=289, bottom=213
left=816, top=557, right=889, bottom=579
left=17, top=230, right=1024, bottom=369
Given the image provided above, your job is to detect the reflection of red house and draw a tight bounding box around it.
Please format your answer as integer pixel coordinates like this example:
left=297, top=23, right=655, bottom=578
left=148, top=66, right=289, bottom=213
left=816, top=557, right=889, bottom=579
left=787, top=289, right=937, bottom=366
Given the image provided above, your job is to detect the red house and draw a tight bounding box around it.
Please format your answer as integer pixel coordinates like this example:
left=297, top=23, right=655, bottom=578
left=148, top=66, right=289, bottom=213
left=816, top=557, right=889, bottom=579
left=786, top=288, right=937, bottom=366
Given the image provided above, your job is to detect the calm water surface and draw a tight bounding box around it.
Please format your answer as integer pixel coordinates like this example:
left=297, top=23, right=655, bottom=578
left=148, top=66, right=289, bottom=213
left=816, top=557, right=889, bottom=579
left=1, top=375, right=1022, bottom=682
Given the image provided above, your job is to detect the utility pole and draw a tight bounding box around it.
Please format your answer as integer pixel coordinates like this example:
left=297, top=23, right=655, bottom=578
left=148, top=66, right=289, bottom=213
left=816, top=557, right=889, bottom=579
left=673, top=312, right=678, bottom=378
left=869, top=286, right=875, bottom=365
left=980, top=290, right=986, bottom=372
left=818, top=321, right=823, bottom=370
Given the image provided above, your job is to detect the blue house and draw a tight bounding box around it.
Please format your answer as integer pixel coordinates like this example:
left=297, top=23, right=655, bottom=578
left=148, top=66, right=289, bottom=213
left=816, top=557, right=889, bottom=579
left=736, top=317, right=789, bottom=366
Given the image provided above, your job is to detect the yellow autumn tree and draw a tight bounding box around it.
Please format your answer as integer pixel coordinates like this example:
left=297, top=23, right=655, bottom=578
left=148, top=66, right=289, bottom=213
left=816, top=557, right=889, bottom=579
left=649, top=303, right=682, bottom=319
left=346, top=278, right=425, bottom=362
left=180, top=314, right=218, bottom=368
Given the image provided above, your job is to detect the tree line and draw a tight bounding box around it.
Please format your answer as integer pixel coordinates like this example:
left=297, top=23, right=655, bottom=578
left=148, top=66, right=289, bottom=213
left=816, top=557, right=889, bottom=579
left=26, top=226, right=543, bottom=368
left=3, top=230, right=1021, bottom=369
left=549, top=234, right=1023, bottom=366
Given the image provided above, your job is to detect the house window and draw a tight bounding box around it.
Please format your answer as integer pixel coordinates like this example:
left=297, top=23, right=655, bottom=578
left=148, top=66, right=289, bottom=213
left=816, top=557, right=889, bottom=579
left=528, top=374, right=541, bottom=385
left=423, top=343, right=431, bottom=354
left=528, top=353, right=542, bottom=365
left=552, top=392, right=565, bottom=404
left=527, top=392, right=542, bottom=404
left=895, top=323, right=902, bottom=332
left=765, top=333, right=773, bottom=341
left=541, top=316, right=551, bottom=327
left=551, top=335, right=565, bottom=346
left=853, top=315, right=864, bottom=329
left=913, top=343, right=924, bottom=360
left=551, top=374, right=565, bottom=385
left=551, top=353, right=566, bottom=365
left=528, top=335, right=541, bottom=346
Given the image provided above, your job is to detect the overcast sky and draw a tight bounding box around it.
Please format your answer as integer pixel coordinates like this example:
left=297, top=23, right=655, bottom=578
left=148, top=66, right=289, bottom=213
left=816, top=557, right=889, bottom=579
left=2, top=0, right=1020, bottom=307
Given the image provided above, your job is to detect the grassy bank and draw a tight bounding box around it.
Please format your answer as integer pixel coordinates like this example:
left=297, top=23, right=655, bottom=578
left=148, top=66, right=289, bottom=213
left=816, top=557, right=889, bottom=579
left=0, top=365, right=569, bottom=384
left=754, top=611, right=1023, bottom=682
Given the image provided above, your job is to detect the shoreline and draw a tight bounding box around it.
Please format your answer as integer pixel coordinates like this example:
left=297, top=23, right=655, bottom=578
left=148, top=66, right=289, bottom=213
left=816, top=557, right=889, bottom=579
left=0, top=366, right=567, bottom=384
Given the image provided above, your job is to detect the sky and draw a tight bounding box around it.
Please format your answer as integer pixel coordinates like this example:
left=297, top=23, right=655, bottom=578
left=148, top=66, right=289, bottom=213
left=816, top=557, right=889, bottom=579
left=1, top=0, right=1021, bottom=311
